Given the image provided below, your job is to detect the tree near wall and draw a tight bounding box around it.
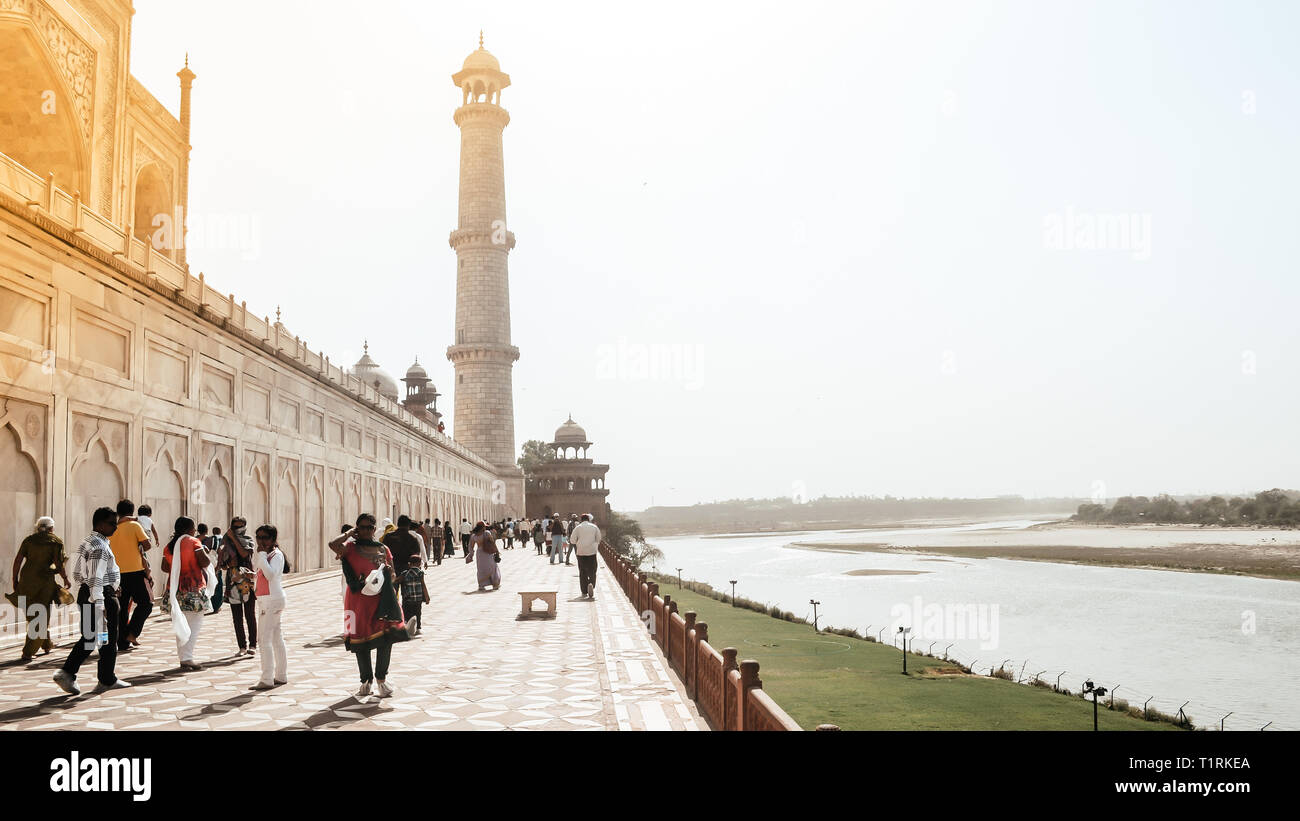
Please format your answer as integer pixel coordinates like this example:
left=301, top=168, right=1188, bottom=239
left=604, top=511, right=664, bottom=570
left=517, top=439, right=556, bottom=477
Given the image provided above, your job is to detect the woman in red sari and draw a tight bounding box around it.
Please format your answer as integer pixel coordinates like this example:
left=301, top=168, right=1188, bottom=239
left=329, top=513, right=409, bottom=700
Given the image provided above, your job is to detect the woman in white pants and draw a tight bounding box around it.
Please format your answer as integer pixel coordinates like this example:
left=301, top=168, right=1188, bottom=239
left=248, top=524, right=287, bottom=690
left=161, top=517, right=211, bottom=671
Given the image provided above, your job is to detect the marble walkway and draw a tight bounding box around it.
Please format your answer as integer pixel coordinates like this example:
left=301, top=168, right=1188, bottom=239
left=0, top=547, right=706, bottom=731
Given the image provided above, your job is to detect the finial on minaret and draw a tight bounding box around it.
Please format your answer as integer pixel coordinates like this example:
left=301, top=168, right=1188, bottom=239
left=185, top=52, right=189, bottom=68
left=275, top=305, right=281, bottom=323
left=363, top=340, right=369, bottom=354
left=479, top=29, right=484, bottom=48
left=414, top=355, right=420, bottom=364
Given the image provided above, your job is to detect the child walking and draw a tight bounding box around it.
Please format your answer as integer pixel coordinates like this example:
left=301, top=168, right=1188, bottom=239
left=399, top=555, right=429, bottom=636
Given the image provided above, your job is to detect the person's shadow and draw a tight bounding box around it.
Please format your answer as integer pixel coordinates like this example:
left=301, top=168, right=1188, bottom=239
left=281, top=696, right=390, bottom=730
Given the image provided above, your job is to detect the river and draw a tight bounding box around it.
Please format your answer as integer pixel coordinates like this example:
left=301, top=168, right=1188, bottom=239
left=648, top=520, right=1300, bottom=730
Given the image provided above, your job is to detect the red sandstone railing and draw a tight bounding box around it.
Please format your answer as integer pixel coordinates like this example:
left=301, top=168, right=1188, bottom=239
left=600, top=543, right=806, bottom=731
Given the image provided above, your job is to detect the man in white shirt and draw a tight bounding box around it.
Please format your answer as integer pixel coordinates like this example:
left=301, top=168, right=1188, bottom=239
left=459, top=518, right=472, bottom=554
left=569, top=514, right=602, bottom=600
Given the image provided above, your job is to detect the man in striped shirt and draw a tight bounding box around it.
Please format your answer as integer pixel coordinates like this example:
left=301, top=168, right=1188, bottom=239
left=53, top=507, right=131, bottom=696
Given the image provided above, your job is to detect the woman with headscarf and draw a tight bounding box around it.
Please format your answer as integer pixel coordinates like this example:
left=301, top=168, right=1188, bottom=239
left=442, top=520, right=455, bottom=558
left=7, top=517, right=71, bottom=662
left=329, top=513, right=409, bottom=699
left=220, top=516, right=258, bottom=656
left=466, top=521, right=501, bottom=592
left=160, top=516, right=211, bottom=671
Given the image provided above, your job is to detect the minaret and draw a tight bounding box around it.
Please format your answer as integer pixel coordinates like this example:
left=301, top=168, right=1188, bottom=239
left=446, top=34, right=520, bottom=475
left=176, top=54, right=196, bottom=268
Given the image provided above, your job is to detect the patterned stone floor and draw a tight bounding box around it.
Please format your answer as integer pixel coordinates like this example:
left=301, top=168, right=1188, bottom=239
left=0, top=548, right=705, bottom=731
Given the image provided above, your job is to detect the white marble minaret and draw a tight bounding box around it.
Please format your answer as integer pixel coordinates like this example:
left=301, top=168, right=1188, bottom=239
left=446, top=34, right=523, bottom=515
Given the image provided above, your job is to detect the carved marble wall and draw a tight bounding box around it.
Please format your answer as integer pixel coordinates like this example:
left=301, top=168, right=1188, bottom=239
left=0, top=205, right=498, bottom=620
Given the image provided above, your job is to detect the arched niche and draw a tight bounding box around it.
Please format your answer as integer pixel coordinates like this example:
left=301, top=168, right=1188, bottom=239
left=133, top=162, right=173, bottom=246
left=0, top=422, right=41, bottom=608
left=0, top=24, right=89, bottom=196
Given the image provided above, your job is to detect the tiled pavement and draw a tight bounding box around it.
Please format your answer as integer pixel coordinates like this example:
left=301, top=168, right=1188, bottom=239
left=0, top=548, right=706, bottom=731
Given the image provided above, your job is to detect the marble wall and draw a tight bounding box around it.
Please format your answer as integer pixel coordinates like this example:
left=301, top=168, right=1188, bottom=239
left=0, top=205, right=498, bottom=620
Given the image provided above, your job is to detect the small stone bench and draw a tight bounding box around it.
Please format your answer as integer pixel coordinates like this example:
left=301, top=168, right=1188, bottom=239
left=519, top=591, right=557, bottom=619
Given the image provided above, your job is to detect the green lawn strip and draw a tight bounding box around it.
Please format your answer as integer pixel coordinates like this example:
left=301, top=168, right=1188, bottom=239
left=655, top=583, right=1179, bottom=731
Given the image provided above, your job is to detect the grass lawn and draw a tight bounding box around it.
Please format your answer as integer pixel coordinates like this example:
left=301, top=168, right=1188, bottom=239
left=657, top=584, right=1181, bottom=731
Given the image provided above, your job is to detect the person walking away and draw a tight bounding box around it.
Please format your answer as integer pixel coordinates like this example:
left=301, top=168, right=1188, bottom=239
left=382, top=516, right=422, bottom=581
left=7, top=517, right=71, bottom=661
left=53, top=507, right=130, bottom=695
left=467, top=522, right=501, bottom=591
left=570, top=514, right=602, bottom=600
left=443, top=520, right=455, bottom=559
left=201, top=525, right=224, bottom=614
left=249, top=525, right=288, bottom=690
left=431, top=518, right=444, bottom=566
left=330, top=514, right=409, bottom=699
left=562, top=516, right=576, bottom=565
left=533, top=520, right=544, bottom=555
left=108, top=499, right=152, bottom=652
left=459, top=518, right=472, bottom=555
left=411, top=519, right=428, bottom=566
left=221, top=517, right=258, bottom=656
left=399, top=555, right=429, bottom=636
left=549, top=517, right=566, bottom=565
left=161, top=517, right=211, bottom=671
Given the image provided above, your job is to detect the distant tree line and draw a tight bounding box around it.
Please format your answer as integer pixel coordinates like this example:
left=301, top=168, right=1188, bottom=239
left=637, top=494, right=1081, bottom=533
left=1073, top=489, right=1300, bottom=527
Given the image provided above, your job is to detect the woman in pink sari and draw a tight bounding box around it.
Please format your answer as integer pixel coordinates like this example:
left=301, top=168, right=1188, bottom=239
left=466, top=521, right=500, bottom=591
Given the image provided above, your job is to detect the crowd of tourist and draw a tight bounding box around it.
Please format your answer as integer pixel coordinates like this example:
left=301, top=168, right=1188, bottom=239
left=7, top=504, right=603, bottom=701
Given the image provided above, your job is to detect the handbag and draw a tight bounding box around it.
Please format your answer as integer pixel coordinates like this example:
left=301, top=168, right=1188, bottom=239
left=54, top=585, right=74, bottom=606
left=494, top=552, right=501, bottom=564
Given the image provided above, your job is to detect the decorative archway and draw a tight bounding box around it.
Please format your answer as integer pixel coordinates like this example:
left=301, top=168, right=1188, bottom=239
left=132, top=162, right=173, bottom=247
left=0, top=22, right=90, bottom=196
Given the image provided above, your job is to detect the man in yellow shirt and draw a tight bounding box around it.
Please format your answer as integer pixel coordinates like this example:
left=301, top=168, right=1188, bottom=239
left=108, top=499, right=153, bottom=651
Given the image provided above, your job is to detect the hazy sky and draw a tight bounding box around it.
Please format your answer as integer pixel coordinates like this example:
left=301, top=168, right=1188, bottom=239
left=127, top=0, right=1300, bottom=511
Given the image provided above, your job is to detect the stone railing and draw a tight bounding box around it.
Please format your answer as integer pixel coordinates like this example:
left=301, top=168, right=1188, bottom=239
left=600, top=543, right=811, bottom=731
left=0, top=149, right=492, bottom=473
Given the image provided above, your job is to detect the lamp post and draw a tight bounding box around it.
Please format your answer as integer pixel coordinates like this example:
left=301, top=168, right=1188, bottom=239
left=810, top=599, right=821, bottom=633
left=676, top=567, right=683, bottom=589
left=1082, top=680, right=1108, bottom=731
left=897, top=626, right=912, bottom=674
left=728, top=580, right=737, bottom=606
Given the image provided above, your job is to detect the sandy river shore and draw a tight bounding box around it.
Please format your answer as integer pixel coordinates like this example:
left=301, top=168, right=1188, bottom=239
left=791, top=523, right=1300, bottom=581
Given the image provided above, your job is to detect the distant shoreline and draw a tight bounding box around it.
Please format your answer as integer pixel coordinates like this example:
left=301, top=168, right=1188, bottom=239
left=789, top=525, right=1300, bottom=582
left=644, top=514, right=1062, bottom=539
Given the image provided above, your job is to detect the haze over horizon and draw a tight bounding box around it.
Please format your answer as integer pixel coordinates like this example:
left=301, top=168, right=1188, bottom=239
left=128, top=0, right=1300, bottom=512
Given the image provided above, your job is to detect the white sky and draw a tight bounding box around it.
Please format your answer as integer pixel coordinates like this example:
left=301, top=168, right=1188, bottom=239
left=128, top=0, right=1300, bottom=511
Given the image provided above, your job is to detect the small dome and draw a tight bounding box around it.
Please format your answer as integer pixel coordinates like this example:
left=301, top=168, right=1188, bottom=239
left=405, top=358, right=429, bottom=380
left=366, top=370, right=400, bottom=401
left=554, top=415, right=589, bottom=444
left=462, top=47, right=500, bottom=73
left=350, top=342, right=400, bottom=401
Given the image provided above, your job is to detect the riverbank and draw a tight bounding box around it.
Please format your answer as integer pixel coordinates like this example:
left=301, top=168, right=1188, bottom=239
left=649, top=577, right=1181, bottom=731
left=790, top=524, right=1300, bottom=581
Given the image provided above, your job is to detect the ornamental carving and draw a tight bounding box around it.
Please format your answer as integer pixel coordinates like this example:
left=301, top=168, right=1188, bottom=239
left=2, top=0, right=98, bottom=145
left=133, top=137, right=174, bottom=184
